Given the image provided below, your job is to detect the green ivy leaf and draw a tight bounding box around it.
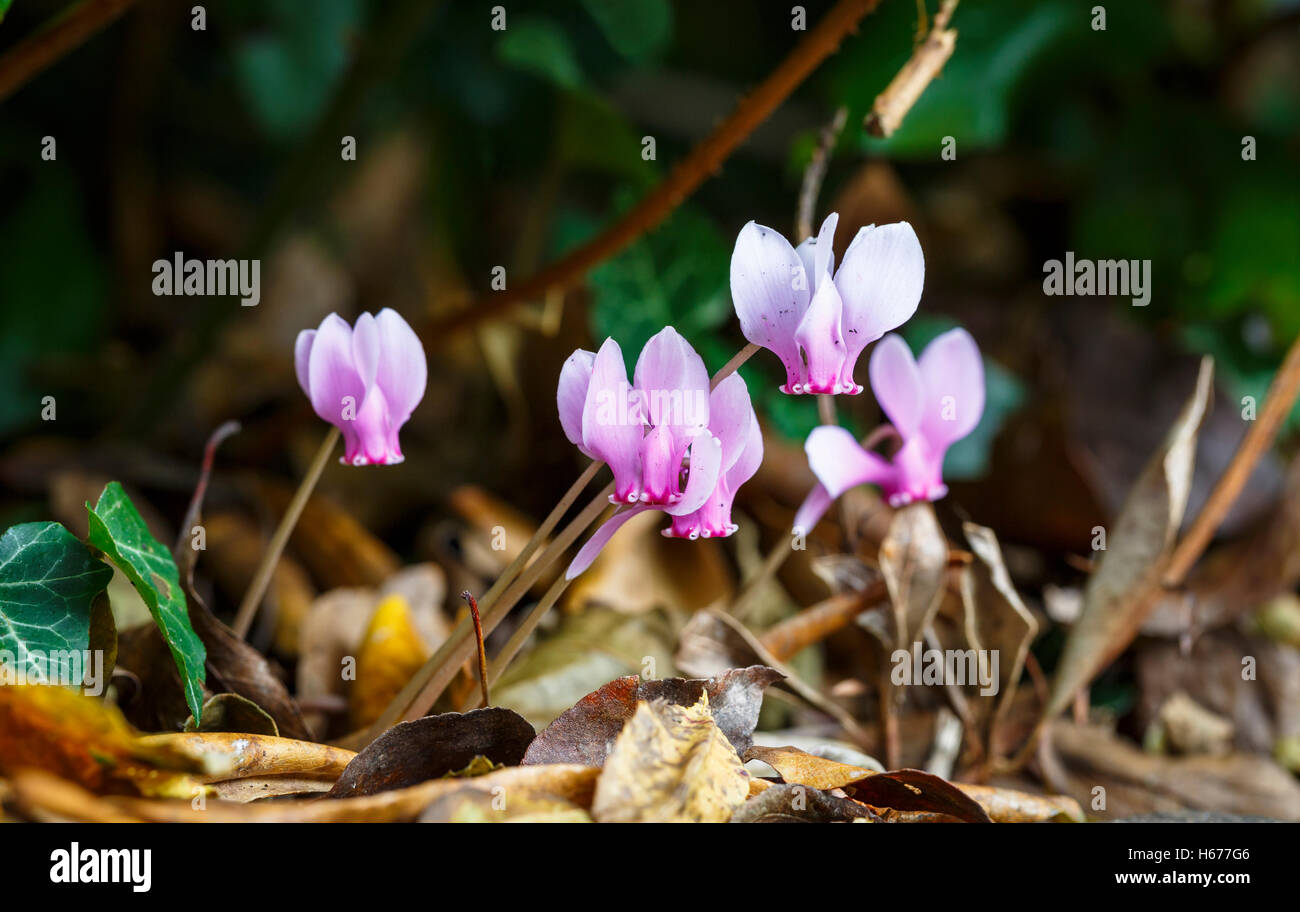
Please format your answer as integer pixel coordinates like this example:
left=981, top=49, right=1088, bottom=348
left=86, top=483, right=206, bottom=722
left=496, top=16, right=583, bottom=90
left=0, top=522, right=112, bottom=686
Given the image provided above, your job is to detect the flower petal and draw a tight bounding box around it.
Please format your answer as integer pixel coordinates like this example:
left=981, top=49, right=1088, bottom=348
left=707, top=373, right=755, bottom=474
left=801, top=211, right=839, bottom=285
left=352, top=312, right=380, bottom=389
left=582, top=338, right=643, bottom=502
left=294, top=329, right=316, bottom=398
left=792, top=483, right=833, bottom=537
left=557, top=348, right=596, bottom=454
left=307, top=313, right=365, bottom=427
left=373, top=308, right=427, bottom=421
left=918, top=327, right=985, bottom=448
left=633, top=326, right=709, bottom=437
left=793, top=279, right=847, bottom=394
left=730, top=221, right=810, bottom=387
left=804, top=425, right=893, bottom=497
left=565, top=505, right=652, bottom=580
left=665, top=433, right=722, bottom=516
left=834, top=222, right=924, bottom=371
left=725, top=405, right=764, bottom=491
left=868, top=333, right=924, bottom=437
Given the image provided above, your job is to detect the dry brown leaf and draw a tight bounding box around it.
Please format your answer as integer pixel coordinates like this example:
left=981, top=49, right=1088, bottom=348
left=960, top=522, right=1038, bottom=728
left=137, top=731, right=355, bottom=782
left=329, top=707, right=534, bottom=798
left=591, top=693, right=751, bottom=823
left=1046, top=358, right=1213, bottom=719
left=521, top=666, right=783, bottom=767
left=14, top=764, right=600, bottom=823
left=878, top=502, right=948, bottom=648
left=419, top=787, right=592, bottom=823
left=743, top=744, right=992, bottom=822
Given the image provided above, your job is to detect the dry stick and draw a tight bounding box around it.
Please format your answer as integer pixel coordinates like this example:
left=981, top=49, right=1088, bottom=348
left=1163, top=332, right=1300, bottom=586
left=427, top=0, right=884, bottom=338
left=459, top=573, right=572, bottom=713
left=758, top=583, right=885, bottom=661
left=864, top=0, right=959, bottom=138
left=1005, top=333, right=1300, bottom=774
left=232, top=426, right=340, bottom=639
left=0, top=0, right=138, bottom=102
left=346, top=484, right=612, bottom=747
left=796, top=105, right=849, bottom=242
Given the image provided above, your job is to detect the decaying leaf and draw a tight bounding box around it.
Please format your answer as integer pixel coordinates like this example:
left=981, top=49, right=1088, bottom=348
left=942, top=783, right=1084, bottom=823
left=522, top=665, right=783, bottom=767
left=419, top=787, right=592, bottom=823
left=297, top=564, right=448, bottom=735
left=731, top=782, right=878, bottom=823
left=9, top=763, right=600, bottom=823
left=1046, top=358, right=1214, bottom=720
left=137, top=731, right=355, bottom=782
left=591, top=693, right=751, bottom=823
left=493, top=607, right=677, bottom=729
left=329, top=707, right=535, bottom=798
left=0, top=685, right=214, bottom=797
left=960, top=522, right=1038, bottom=727
left=743, top=744, right=992, bottom=822
left=350, top=593, right=431, bottom=728
left=878, top=502, right=948, bottom=648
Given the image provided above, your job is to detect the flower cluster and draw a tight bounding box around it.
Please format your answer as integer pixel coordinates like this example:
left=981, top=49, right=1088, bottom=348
left=558, top=329, right=763, bottom=578
left=289, top=215, right=987, bottom=582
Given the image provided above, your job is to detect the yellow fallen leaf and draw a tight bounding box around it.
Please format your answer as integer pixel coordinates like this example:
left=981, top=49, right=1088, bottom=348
left=592, top=693, right=750, bottom=823
left=0, top=684, right=210, bottom=798
left=350, top=593, right=430, bottom=729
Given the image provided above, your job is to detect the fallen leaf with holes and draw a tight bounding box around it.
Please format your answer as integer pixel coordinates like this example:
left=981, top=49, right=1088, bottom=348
left=591, top=693, right=750, bottom=823
left=744, top=745, right=991, bottom=822
left=522, top=665, right=783, bottom=767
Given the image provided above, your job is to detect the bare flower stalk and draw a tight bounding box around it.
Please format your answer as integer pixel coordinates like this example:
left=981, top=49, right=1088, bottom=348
left=462, top=591, right=490, bottom=709
left=233, top=426, right=340, bottom=640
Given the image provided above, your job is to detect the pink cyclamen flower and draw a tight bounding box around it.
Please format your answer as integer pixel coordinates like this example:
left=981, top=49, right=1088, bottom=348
left=730, top=212, right=924, bottom=395
left=558, top=329, right=762, bottom=578
left=794, top=328, right=985, bottom=534
left=295, top=309, right=427, bottom=466
left=558, top=326, right=710, bottom=505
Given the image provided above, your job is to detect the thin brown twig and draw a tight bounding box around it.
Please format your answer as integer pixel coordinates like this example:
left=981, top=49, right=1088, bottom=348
left=0, top=0, right=138, bottom=103
left=796, top=105, right=849, bottom=242
left=427, top=0, right=884, bottom=338
left=1162, top=332, right=1300, bottom=586
left=865, top=0, right=959, bottom=138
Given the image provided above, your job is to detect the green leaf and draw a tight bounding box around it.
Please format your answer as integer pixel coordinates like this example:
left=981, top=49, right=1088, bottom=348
left=0, top=0, right=14, bottom=25
left=582, top=0, right=673, bottom=63
left=496, top=16, right=583, bottom=90
left=0, top=522, right=112, bottom=686
left=86, top=483, right=206, bottom=723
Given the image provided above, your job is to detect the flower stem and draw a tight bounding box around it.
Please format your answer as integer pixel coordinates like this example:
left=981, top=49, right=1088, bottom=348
left=353, top=343, right=760, bottom=746
left=462, top=590, right=490, bottom=708
left=460, top=572, right=571, bottom=712
left=233, top=426, right=340, bottom=640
